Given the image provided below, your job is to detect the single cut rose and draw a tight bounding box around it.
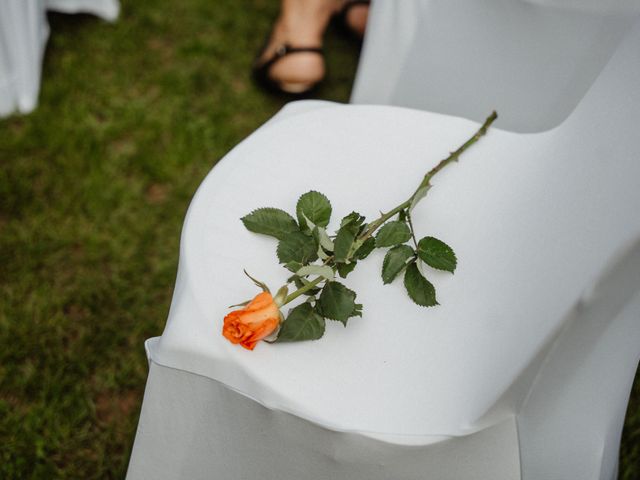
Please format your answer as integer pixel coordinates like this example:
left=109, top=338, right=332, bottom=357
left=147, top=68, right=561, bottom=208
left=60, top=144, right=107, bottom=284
left=222, top=291, right=281, bottom=350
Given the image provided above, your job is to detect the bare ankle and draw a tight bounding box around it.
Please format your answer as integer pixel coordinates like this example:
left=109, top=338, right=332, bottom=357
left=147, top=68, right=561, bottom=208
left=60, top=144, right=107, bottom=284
left=279, top=0, right=339, bottom=40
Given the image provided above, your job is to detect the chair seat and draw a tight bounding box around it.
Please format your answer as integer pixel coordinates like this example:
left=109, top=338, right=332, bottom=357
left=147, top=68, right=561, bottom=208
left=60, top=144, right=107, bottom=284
left=152, top=101, right=640, bottom=438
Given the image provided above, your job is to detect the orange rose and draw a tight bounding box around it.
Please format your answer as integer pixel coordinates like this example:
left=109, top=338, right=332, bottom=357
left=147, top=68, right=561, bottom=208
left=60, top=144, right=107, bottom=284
left=222, top=292, right=281, bottom=350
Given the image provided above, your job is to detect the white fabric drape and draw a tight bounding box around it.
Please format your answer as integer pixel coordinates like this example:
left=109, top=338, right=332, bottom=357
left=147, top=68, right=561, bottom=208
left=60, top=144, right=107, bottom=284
left=351, top=0, right=640, bottom=133
left=128, top=348, right=521, bottom=480
left=0, top=0, right=119, bottom=118
left=127, top=16, right=640, bottom=478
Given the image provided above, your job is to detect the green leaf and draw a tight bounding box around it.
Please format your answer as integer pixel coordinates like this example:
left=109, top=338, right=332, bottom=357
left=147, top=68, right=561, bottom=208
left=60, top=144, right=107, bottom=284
left=337, top=261, right=357, bottom=278
left=410, top=185, right=430, bottom=211
left=296, top=265, right=335, bottom=281
left=243, top=269, right=270, bottom=292
left=318, top=281, right=361, bottom=325
left=228, top=299, right=251, bottom=308
left=375, top=221, right=411, bottom=248
left=312, top=226, right=334, bottom=252
left=354, top=237, right=376, bottom=260
left=273, top=285, right=289, bottom=306
left=276, top=303, right=325, bottom=342
left=277, top=232, right=318, bottom=265
left=381, top=245, right=414, bottom=284
left=334, top=225, right=357, bottom=262
left=296, top=191, right=332, bottom=229
left=241, top=208, right=299, bottom=240
left=284, top=261, right=303, bottom=273
left=291, top=276, right=321, bottom=296
left=334, top=212, right=365, bottom=262
left=340, top=211, right=365, bottom=228
left=317, top=247, right=330, bottom=261
left=404, top=263, right=438, bottom=307
left=417, top=236, right=457, bottom=273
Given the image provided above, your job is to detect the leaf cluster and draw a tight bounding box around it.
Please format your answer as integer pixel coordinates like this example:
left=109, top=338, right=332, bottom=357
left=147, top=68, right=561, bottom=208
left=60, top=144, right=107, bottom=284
left=242, top=192, right=361, bottom=342
left=373, top=212, right=456, bottom=308
left=240, top=191, right=457, bottom=343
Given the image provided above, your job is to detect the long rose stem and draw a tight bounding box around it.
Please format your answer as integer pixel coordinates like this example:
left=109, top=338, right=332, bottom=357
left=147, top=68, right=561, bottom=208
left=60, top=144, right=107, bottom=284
left=405, top=210, right=419, bottom=249
left=281, top=111, right=497, bottom=307
left=282, top=276, right=325, bottom=305
left=359, top=111, right=498, bottom=242
left=412, top=110, right=497, bottom=197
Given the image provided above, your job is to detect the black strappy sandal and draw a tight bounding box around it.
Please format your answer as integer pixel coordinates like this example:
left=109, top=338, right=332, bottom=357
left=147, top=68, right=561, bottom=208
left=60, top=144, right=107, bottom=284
left=252, top=43, right=324, bottom=97
left=335, top=0, right=370, bottom=41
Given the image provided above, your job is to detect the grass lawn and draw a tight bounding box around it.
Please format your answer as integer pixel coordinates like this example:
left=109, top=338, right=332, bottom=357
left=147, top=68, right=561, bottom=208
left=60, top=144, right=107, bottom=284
left=0, top=1, right=637, bottom=478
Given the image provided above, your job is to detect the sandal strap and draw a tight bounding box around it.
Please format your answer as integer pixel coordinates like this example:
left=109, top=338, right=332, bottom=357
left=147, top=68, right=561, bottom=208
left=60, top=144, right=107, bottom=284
left=256, top=43, right=324, bottom=70
left=275, top=44, right=323, bottom=56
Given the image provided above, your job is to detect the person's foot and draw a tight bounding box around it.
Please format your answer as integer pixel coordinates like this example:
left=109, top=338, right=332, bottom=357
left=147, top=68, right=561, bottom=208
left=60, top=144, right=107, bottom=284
left=341, top=1, right=369, bottom=38
left=256, top=0, right=338, bottom=94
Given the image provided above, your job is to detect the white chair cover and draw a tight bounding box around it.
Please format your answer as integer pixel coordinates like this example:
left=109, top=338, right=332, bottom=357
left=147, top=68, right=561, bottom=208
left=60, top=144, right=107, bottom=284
left=127, top=14, right=640, bottom=480
left=351, top=0, right=640, bottom=132
left=0, top=0, right=119, bottom=118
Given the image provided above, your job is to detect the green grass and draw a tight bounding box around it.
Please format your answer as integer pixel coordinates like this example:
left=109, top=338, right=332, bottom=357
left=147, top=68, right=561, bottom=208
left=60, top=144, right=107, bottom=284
left=0, top=1, right=637, bottom=478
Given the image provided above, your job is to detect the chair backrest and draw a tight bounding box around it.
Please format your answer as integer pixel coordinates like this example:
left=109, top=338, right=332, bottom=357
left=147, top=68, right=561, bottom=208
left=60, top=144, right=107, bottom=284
left=352, top=0, right=640, bottom=132
left=474, top=19, right=640, bottom=479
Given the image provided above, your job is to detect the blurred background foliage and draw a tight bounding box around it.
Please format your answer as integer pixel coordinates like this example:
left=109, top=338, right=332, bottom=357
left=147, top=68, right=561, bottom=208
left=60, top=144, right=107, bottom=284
left=0, top=0, right=637, bottom=478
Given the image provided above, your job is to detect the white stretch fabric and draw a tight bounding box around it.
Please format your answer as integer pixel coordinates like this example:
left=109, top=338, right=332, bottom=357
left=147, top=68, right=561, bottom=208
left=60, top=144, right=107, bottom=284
left=128, top=18, right=640, bottom=480
left=351, top=0, right=640, bottom=133
left=0, top=0, right=119, bottom=118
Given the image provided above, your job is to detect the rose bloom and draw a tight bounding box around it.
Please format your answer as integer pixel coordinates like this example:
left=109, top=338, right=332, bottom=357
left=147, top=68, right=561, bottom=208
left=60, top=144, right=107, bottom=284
left=222, top=291, right=281, bottom=350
